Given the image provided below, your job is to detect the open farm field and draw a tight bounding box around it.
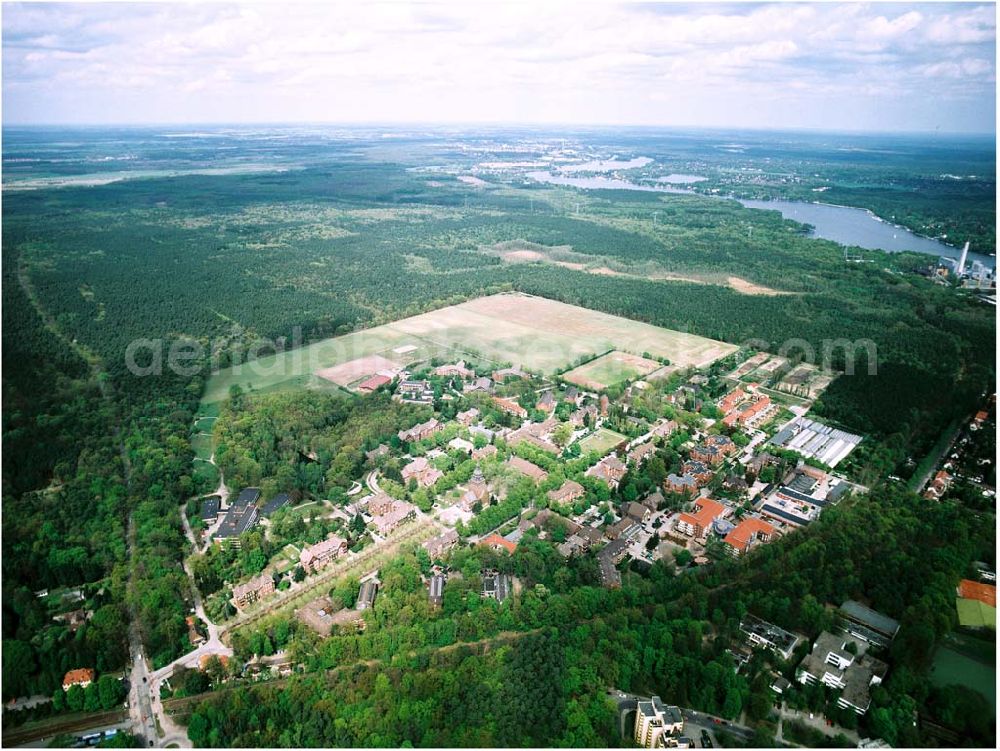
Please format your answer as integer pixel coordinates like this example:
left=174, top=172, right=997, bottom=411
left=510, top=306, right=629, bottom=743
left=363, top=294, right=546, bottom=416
left=202, top=293, right=736, bottom=405
left=563, top=350, right=662, bottom=390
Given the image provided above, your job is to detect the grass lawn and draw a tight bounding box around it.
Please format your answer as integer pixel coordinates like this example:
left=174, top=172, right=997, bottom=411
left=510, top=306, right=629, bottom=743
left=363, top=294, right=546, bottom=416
left=579, top=428, right=629, bottom=455
left=201, top=293, right=736, bottom=406
left=191, top=433, right=213, bottom=461
left=193, top=461, right=219, bottom=487
left=563, top=350, right=662, bottom=390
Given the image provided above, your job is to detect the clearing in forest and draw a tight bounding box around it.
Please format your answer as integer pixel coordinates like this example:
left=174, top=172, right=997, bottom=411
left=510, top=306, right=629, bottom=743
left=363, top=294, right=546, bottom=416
left=563, top=350, right=662, bottom=390
left=201, top=292, right=736, bottom=405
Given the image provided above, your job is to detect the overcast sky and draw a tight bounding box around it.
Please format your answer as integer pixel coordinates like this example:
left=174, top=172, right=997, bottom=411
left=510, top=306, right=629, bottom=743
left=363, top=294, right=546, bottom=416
left=2, top=1, right=996, bottom=133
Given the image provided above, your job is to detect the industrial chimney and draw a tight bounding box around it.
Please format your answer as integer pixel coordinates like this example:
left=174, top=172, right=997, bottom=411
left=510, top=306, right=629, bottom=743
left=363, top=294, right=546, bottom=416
left=957, top=242, right=970, bottom=275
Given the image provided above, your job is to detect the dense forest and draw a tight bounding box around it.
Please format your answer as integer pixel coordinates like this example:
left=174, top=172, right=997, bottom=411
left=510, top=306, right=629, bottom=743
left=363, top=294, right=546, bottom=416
left=1, top=131, right=994, bottom=744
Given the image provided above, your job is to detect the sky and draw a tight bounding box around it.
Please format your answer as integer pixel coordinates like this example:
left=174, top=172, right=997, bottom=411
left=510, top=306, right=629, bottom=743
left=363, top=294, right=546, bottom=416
left=2, top=1, right=996, bottom=133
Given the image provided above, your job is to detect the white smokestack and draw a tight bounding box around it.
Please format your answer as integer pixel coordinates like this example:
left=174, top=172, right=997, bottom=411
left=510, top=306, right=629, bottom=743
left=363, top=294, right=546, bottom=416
left=958, top=242, right=970, bottom=275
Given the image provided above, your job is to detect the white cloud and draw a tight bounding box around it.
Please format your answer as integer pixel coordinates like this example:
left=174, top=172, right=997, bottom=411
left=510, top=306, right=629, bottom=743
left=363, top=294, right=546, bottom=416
left=1, top=2, right=994, bottom=132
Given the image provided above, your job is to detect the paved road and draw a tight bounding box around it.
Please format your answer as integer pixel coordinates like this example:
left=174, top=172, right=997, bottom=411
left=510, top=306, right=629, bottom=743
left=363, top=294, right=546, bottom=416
left=125, top=514, right=160, bottom=747
left=365, top=470, right=382, bottom=494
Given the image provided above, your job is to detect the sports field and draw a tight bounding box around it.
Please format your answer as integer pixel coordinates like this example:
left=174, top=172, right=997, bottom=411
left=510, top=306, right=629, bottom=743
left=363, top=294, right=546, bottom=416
left=563, top=351, right=662, bottom=390
left=930, top=636, right=996, bottom=711
left=579, top=428, right=629, bottom=455
left=201, top=293, right=736, bottom=405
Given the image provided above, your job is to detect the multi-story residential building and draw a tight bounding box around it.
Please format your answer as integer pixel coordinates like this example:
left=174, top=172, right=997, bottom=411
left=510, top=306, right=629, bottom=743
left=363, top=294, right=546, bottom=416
left=299, top=535, right=348, bottom=574
left=397, top=418, right=441, bottom=443
left=664, top=473, right=699, bottom=497
left=675, top=497, right=725, bottom=538
left=493, top=395, right=528, bottom=418
left=232, top=572, right=275, bottom=609
left=586, top=455, right=626, bottom=489
left=724, top=517, right=776, bottom=555
left=634, top=696, right=684, bottom=748
left=372, top=501, right=416, bottom=536
left=628, top=441, right=657, bottom=467
left=547, top=479, right=585, bottom=505
left=796, top=631, right=888, bottom=714
left=402, top=456, right=445, bottom=488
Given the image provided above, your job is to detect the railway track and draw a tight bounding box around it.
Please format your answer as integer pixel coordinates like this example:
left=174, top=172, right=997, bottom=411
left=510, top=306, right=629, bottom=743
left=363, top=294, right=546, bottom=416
left=2, top=710, right=128, bottom=747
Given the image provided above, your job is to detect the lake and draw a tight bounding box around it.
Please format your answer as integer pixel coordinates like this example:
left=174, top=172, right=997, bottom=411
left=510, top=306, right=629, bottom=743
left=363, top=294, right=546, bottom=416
left=739, top=199, right=995, bottom=270
left=527, top=170, right=994, bottom=270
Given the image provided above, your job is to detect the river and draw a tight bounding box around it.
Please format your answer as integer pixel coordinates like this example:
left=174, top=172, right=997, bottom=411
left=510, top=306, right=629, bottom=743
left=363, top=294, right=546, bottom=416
left=526, top=171, right=995, bottom=271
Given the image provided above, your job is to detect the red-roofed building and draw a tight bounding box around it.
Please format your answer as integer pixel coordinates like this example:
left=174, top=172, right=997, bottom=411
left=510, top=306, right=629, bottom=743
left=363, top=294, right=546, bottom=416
left=718, top=388, right=747, bottom=414
left=958, top=579, right=997, bottom=607
left=675, top=497, right=726, bottom=538
left=494, top=396, right=528, bottom=418
left=721, top=393, right=772, bottom=428
left=480, top=533, right=517, bottom=555
left=357, top=374, right=392, bottom=393
left=62, top=668, right=95, bottom=691
left=724, top=517, right=776, bottom=555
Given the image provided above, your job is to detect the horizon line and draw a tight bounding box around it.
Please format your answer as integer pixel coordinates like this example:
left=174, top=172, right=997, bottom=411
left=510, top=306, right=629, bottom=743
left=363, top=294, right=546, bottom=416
left=2, top=119, right=996, bottom=139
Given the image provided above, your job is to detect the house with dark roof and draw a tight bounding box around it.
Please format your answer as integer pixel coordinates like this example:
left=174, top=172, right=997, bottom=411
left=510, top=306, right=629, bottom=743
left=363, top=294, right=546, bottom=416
left=838, top=600, right=900, bottom=647
left=214, top=496, right=260, bottom=545
left=481, top=570, right=512, bottom=602
left=200, top=495, right=221, bottom=522
left=682, top=460, right=714, bottom=486
left=357, top=580, right=378, bottom=610
left=641, top=490, right=664, bottom=512
left=261, top=493, right=291, bottom=517
left=624, top=501, right=651, bottom=524
left=429, top=574, right=446, bottom=607
left=536, top=390, right=556, bottom=412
